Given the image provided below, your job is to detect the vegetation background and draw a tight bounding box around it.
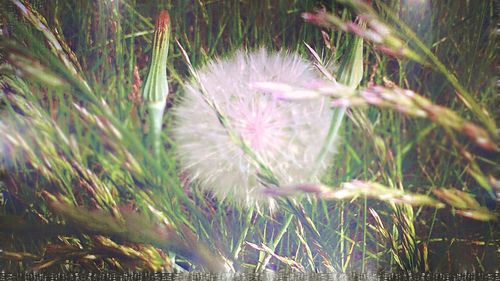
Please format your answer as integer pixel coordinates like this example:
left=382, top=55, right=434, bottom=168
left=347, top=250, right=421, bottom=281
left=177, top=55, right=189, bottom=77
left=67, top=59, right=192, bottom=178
left=0, top=0, right=498, bottom=273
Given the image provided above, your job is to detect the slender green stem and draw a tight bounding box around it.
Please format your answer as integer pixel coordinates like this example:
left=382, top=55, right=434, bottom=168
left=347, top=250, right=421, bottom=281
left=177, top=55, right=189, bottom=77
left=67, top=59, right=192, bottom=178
left=255, top=213, right=294, bottom=272
left=362, top=197, right=367, bottom=272
left=232, top=207, right=254, bottom=260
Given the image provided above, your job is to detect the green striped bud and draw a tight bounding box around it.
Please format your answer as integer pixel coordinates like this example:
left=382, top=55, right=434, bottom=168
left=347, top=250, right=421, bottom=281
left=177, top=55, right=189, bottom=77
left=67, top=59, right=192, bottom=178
left=142, top=10, right=171, bottom=156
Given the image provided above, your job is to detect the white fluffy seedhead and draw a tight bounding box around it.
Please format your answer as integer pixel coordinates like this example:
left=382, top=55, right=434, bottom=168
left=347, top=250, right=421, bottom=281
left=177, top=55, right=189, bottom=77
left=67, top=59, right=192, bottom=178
left=173, top=49, right=337, bottom=208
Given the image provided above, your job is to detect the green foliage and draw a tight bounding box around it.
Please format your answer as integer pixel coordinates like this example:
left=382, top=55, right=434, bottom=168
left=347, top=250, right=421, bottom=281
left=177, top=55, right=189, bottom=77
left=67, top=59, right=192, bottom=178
left=0, top=0, right=498, bottom=273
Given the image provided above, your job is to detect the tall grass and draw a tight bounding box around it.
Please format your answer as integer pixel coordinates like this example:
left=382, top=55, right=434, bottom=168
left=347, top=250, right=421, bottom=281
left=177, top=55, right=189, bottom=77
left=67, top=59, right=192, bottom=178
left=0, top=0, right=498, bottom=273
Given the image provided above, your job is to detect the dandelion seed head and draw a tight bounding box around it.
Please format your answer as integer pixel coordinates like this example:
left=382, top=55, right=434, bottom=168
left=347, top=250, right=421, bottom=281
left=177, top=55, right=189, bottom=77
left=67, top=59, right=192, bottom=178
left=173, top=49, right=338, bottom=208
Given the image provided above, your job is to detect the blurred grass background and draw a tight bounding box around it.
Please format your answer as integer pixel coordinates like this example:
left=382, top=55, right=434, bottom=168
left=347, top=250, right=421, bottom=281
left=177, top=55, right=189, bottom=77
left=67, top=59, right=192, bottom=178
left=0, top=0, right=498, bottom=273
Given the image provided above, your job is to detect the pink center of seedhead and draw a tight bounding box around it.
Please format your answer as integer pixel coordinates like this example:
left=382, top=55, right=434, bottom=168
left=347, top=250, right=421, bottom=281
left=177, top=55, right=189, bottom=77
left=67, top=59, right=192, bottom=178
left=231, top=98, right=286, bottom=153
left=241, top=115, right=268, bottom=151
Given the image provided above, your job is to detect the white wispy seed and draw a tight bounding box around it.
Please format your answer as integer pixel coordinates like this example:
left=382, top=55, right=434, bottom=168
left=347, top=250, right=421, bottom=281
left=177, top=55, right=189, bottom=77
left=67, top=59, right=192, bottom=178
left=173, top=49, right=339, bottom=208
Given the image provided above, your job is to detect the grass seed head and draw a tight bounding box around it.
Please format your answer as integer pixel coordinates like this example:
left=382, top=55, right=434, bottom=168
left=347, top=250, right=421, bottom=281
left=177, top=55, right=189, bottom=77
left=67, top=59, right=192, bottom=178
left=173, top=49, right=337, bottom=208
